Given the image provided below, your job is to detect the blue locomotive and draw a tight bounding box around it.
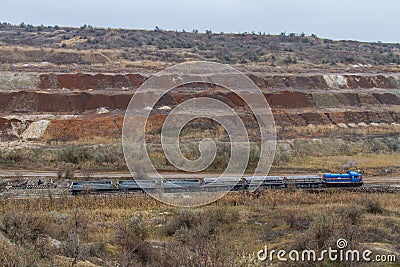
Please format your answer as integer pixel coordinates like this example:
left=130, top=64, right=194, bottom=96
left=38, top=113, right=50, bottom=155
left=322, top=171, right=363, bottom=187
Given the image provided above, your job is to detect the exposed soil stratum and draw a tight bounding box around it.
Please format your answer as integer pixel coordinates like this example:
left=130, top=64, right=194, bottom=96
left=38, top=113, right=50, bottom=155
left=1, top=71, right=400, bottom=175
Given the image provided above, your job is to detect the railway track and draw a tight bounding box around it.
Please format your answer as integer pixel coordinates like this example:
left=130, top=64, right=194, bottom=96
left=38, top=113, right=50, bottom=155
left=1, top=183, right=399, bottom=200
left=1, top=170, right=400, bottom=199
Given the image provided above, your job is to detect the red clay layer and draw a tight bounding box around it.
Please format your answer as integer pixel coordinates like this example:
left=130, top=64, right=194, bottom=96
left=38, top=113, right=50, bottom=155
left=39, top=73, right=147, bottom=90
left=1, top=90, right=399, bottom=113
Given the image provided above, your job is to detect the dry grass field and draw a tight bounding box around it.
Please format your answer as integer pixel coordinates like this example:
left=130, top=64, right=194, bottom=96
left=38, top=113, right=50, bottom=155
left=0, top=191, right=399, bottom=266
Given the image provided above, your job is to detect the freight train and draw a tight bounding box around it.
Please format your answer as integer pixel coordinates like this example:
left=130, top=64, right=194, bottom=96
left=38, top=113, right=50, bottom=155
left=69, top=171, right=363, bottom=194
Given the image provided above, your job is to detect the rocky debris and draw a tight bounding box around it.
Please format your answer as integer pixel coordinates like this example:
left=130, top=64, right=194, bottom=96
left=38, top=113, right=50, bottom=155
left=97, top=107, right=110, bottom=114
left=373, top=93, right=400, bottom=105
left=0, top=118, right=23, bottom=141
left=11, top=120, right=29, bottom=137
left=0, top=72, right=39, bottom=90
left=323, top=74, right=348, bottom=89
left=158, top=106, right=172, bottom=110
left=21, top=120, right=50, bottom=140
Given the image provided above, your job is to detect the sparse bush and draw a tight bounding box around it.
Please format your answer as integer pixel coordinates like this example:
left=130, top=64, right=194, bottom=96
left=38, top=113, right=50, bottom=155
left=273, top=149, right=291, bottom=166
left=364, top=198, right=384, bottom=214
left=59, top=147, right=91, bottom=164
left=338, top=205, right=363, bottom=225
left=383, top=138, right=399, bottom=152
left=165, top=207, right=238, bottom=246
left=2, top=211, right=47, bottom=246
left=60, top=210, right=89, bottom=266
left=304, top=212, right=336, bottom=250
left=0, top=240, right=41, bottom=267
left=5, top=150, right=24, bottom=162
left=296, top=208, right=362, bottom=251
left=205, top=206, right=239, bottom=226
left=114, top=216, right=153, bottom=266
left=164, top=209, right=201, bottom=236
left=61, top=230, right=88, bottom=266
left=286, top=211, right=298, bottom=229
left=162, top=207, right=239, bottom=265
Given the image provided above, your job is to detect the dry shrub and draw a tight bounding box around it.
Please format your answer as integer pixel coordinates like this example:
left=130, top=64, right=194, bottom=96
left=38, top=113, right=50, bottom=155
left=363, top=198, right=384, bottom=214
left=286, top=211, right=298, bottom=229
left=2, top=211, right=47, bottom=246
left=294, top=205, right=365, bottom=253
left=0, top=240, right=41, bottom=267
left=161, top=207, right=240, bottom=266
left=0, top=211, right=54, bottom=266
left=60, top=230, right=88, bottom=265
left=164, top=209, right=201, bottom=236
left=165, top=207, right=239, bottom=237
left=60, top=210, right=90, bottom=266
left=205, top=206, right=240, bottom=228
left=114, top=216, right=153, bottom=267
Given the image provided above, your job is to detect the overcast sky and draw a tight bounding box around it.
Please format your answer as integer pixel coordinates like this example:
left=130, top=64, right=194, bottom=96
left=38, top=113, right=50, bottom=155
left=0, top=0, right=398, bottom=43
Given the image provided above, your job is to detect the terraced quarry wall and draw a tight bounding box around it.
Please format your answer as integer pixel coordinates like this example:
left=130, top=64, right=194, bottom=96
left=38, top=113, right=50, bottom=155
left=1, top=71, right=400, bottom=174
left=1, top=72, right=400, bottom=140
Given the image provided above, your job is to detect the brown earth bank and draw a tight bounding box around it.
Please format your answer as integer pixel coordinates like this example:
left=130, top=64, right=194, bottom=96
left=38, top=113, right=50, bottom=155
left=39, top=112, right=400, bottom=142
left=34, top=73, right=400, bottom=90
left=0, top=118, right=19, bottom=131
left=1, top=90, right=400, bottom=113
left=39, top=73, right=147, bottom=90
